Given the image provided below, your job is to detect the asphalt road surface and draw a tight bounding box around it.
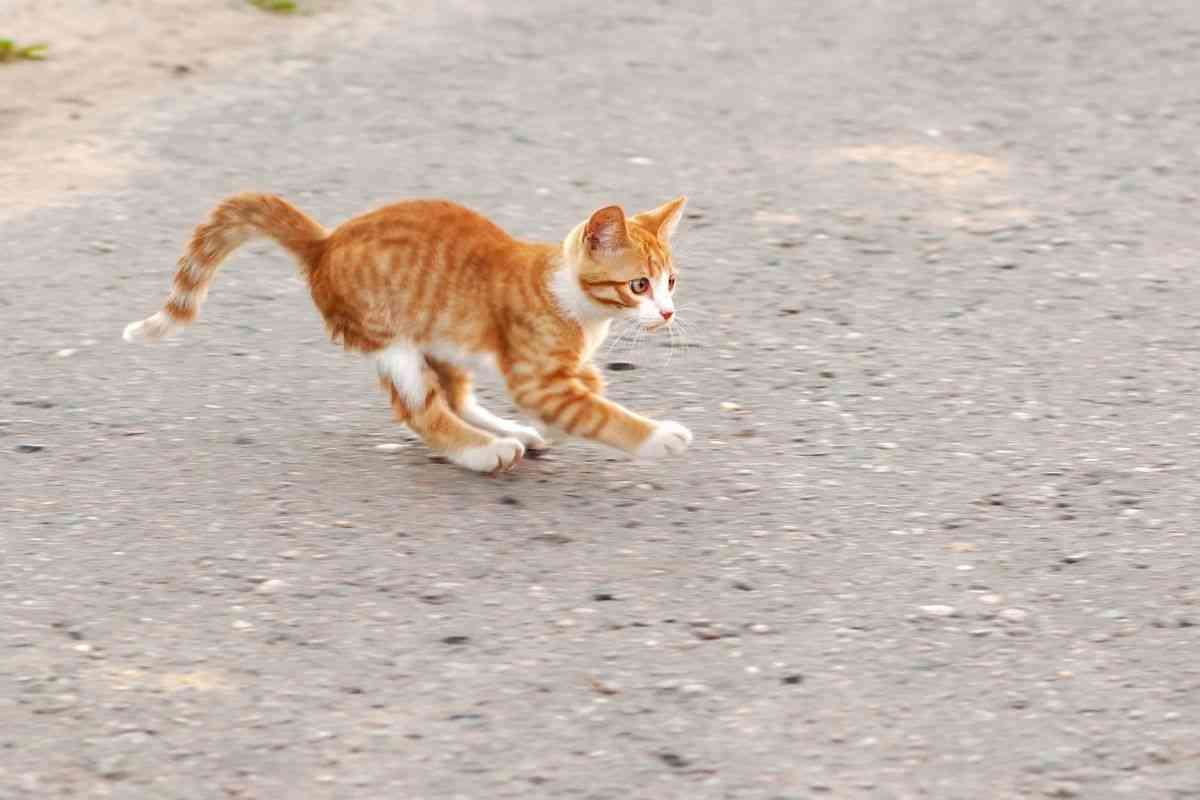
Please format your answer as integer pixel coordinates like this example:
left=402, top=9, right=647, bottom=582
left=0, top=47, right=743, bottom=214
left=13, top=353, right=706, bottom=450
left=4, top=1, right=1200, bottom=798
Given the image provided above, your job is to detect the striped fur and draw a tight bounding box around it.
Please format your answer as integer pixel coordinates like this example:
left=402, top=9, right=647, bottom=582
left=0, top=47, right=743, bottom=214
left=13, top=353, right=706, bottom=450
left=123, top=192, right=690, bottom=473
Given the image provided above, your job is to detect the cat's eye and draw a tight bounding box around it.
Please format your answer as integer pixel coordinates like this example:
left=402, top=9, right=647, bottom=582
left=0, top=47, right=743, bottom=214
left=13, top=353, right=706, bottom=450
left=629, top=277, right=650, bottom=295
left=668, top=274, right=677, bottom=291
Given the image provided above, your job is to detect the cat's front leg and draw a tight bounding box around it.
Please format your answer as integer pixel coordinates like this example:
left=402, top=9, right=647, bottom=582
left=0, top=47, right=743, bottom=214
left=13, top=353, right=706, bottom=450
left=506, top=365, right=692, bottom=460
left=529, top=362, right=604, bottom=446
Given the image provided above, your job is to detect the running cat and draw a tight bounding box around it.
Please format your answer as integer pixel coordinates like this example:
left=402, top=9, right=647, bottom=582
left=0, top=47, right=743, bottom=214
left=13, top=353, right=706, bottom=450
left=123, top=193, right=692, bottom=473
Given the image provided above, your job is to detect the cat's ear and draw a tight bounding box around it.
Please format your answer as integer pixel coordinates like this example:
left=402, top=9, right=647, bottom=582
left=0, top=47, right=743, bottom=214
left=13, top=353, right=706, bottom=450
left=632, top=196, right=687, bottom=242
left=583, top=205, right=631, bottom=255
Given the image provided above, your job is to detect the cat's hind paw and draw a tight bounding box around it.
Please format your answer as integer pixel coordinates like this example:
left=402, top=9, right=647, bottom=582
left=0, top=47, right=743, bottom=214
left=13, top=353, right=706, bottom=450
left=452, top=437, right=525, bottom=474
left=635, top=421, right=693, bottom=461
left=511, top=424, right=549, bottom=451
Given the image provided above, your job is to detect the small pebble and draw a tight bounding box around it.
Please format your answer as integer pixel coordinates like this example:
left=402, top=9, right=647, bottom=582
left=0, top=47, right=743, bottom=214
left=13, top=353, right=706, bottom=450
left=16, top=444, right=45, bottom=453
left=920, top=604, right=958, bottom=618
left=1045, top=782, right=1081, bottom=798
left=591, top=678, right=621, bottom=696
left=54, top=349, right=77, bottom=358
left=255, top=579, right=286, bottom=595
left=332, top=520, right=353, bottom=528
left=375, top=443, right=404, bottom=452
left=1062, top=552, right=1090, bottom=564
left=748, top=623, right=772, bottom=634
left=999, top=608, right=1028, bottom=623
left=680, top=683, right=708, bottom=695
left=1146, top=746, right=1171, bottom=764
left=720, top=401, right=741, bottom=411
left=979, top=593, right=1003, bottom=605
left=232, top=620, right=253, bottom=630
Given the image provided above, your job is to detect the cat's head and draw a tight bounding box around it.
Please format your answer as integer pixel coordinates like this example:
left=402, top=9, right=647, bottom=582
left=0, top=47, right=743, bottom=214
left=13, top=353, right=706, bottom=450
left=567, top=197, right=687, bottom=330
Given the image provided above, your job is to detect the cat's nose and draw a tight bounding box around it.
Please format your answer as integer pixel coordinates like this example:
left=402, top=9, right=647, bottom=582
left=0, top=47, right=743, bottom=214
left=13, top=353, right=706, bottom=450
left=660, top=309, right=674, bottom=320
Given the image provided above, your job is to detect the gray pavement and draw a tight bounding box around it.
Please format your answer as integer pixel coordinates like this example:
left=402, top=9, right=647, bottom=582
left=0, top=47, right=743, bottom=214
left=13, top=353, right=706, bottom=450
left=3, top=1, right=1200, bottom=798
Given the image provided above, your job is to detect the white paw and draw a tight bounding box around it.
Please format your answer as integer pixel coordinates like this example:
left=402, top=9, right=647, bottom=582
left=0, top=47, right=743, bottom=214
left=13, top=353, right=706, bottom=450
left=122, top=311, right=179, bottom=343
left=510, top=424, right=549, bottom=451
left=635, top=421, right=693, bottom=461
left=452, top=437, right=525, bottom=473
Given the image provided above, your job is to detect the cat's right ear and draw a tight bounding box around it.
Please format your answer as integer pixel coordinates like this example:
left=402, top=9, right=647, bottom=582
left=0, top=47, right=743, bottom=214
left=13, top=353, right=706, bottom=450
left=583, top=205, right=630, bottom=255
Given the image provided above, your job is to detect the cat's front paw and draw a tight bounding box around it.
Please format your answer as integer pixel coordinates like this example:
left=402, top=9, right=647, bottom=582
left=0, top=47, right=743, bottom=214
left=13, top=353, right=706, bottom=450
left=635, top=421, right=693, bottom=461
left=452, top=437, right=525, bottom=473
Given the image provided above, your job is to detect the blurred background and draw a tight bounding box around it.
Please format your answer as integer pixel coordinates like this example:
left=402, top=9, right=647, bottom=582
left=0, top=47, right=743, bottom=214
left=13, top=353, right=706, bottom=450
left=3, top=1, right=1199, bottom=797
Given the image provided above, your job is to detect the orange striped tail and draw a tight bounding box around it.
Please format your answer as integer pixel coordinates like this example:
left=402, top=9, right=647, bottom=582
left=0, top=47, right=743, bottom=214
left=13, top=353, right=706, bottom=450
left=123, top=192, right=326, bottom=342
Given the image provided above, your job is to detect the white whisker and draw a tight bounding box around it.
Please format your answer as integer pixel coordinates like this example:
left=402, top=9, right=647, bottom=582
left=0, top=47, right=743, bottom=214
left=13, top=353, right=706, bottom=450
left=603, top=319, right=638, bottom=358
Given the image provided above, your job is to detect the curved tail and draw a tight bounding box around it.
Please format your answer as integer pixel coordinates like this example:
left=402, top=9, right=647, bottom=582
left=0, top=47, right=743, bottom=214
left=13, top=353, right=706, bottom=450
left=123, top=193, right=327, bottom=342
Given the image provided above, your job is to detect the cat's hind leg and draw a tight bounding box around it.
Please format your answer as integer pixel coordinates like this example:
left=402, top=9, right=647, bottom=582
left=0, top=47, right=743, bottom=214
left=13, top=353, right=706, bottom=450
left=426, top=358, right=548, bottom=451
left=375, top=344, right=524, bottom=473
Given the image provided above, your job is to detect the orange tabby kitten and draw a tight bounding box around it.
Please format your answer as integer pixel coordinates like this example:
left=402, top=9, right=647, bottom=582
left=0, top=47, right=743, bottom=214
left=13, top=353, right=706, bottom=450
left=123, top=193, right=693, bottom=473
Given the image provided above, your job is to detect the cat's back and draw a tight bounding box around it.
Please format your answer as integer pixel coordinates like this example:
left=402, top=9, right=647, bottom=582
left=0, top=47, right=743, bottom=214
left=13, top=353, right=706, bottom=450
left=330, top=199, right=515, bottom=250
left=308, top=199, right=543, bottom=351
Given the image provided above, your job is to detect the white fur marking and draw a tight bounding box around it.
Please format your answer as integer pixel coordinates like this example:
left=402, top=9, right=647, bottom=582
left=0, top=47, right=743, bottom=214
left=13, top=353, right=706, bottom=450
left=460, top=395, right=547, bottom=449
left=122, top=311, right=180, bottom=343
left=451, top=437, right=525, bottom=472
left=636, top=273, right=674, bottom=325
left=550, top=265, right=608, bottom=324
left=424, top=341, right=498, bottom=376
left=582, top=318, right=612, bottom=360
left=548, top=266, right=613, bottom=357
left=635, top=420, right=693, bottom=460
left=375, top=343, right=426, bottom=408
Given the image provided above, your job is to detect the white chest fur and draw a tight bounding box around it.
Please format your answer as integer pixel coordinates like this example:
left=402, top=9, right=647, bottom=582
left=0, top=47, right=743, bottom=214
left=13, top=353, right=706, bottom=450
left=581, top=319, right=612, bottom=362
left=424, top=340, right=500, bottom=376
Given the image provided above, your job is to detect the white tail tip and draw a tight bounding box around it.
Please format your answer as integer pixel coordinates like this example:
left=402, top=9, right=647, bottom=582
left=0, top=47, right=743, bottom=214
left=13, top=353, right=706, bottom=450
left=123, top=311, right=179, bottom=343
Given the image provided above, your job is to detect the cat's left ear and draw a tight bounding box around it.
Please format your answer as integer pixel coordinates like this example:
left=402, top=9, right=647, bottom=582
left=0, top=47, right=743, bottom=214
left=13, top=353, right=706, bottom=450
left=632, top=196, right=687, bottom=242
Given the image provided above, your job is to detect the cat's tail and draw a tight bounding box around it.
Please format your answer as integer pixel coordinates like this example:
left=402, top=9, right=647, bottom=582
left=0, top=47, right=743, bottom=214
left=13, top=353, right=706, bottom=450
left=122, top=192, right=327, bottom=343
